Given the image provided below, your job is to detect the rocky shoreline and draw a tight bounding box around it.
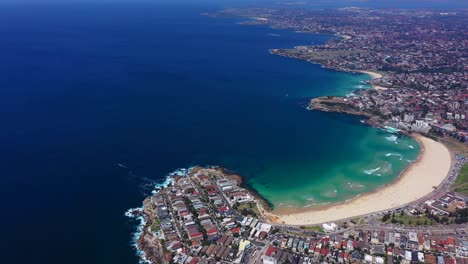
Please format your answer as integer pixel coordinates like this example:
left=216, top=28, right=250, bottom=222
left=309, top=96, right=386, bottom=130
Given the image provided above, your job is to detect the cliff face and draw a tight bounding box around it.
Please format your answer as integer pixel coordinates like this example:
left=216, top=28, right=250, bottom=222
left=138, top=197, right=167, bottom=264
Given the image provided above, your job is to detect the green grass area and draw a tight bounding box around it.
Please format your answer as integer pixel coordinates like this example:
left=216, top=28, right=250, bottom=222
left=350, top=217, right=365, bottom=226
left=150, top=217, right=160, bottom=232
left=380, top=214, right=434, bottom=226
left=303, top=225, right=324, bottom=233
left=452, top=163, right=468, bottom=195
left=237, top=203, right=259, bottom=216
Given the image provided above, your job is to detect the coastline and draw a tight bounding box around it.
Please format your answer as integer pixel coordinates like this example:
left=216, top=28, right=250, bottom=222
left=271, top=134, right=452, bottom=225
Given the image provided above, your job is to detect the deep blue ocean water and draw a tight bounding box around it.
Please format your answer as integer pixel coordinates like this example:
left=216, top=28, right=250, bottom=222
left=0, top=2, right=421, bottom=263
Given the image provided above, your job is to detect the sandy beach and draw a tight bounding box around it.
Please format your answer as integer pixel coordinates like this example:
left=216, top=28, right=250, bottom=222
left=273, top=135, right=452, bottom=225
left=357, top=70, right=382, bottom=80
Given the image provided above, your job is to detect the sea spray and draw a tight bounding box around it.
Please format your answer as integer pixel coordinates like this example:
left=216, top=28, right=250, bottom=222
left=150, top=167, right=195, bottom=194
left=126, top=167, right=193, bottom=263
left=125, top=207, right=151, bottom=264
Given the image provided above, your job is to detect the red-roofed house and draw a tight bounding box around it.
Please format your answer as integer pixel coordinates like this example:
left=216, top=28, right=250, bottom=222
left=344, top=252, right=349, bottom=260
left=265, top=246, right=277, bottom=257
left=320, top=248, right=329, bottom=256
left=207, top=228, right=218, bottom=237
left=189, top=232, right=204, bottom=241
left=310, top=241, right=317, bottom=251
left=166, top=252, right=173, bottom=263
left=230, top=227, right=240, bottom=235
left=219, top=206, right=230, bottom=213
left=387, top=248, right=394, bottom=255
left=441, top=239, right=448, bottom=246
left=314, top=247, right=321, bottom=256
left=447, top=237, right=455, bottom=247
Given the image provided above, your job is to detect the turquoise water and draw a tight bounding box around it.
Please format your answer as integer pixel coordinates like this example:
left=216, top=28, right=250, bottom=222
left=245, top=129, right=420, bottom=209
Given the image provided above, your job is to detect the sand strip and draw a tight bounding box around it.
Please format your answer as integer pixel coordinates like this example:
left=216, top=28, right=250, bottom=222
left=273, top=135, right=452, bottom=225
left=357, top=70, right=382, bottom=80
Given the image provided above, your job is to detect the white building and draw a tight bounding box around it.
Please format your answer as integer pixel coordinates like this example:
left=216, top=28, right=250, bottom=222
left=411, top=120, right=431, bottom=133
left=403, top=113, right=414, bottom=123
left=322, top=223, right=337, bottom=232
left=442, top=123, right=456, bottom=132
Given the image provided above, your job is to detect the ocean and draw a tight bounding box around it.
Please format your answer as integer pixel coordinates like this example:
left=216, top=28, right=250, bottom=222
left=0, top=2, right=419, bottom=263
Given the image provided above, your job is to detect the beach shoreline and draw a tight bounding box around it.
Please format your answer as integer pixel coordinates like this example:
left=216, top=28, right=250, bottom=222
left=355, top=70, right=382, bottom=80
left=270, top=134, right=452, bottom=225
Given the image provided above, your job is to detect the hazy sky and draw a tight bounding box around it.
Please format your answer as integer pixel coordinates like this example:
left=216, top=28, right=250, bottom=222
left=1, top=0, right=467, bottom=9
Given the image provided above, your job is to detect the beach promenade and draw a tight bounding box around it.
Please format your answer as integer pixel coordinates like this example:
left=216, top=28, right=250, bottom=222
left=274, top=135, right=452, bottom=225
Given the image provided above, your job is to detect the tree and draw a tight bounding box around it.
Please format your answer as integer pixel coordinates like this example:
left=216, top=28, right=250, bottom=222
left=382, top=213, right=391, bottom=222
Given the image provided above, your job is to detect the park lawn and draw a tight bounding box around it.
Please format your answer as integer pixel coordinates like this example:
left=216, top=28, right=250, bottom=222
left=303, top=225, right=325, bottom=233
left=452, top=163, right=468, bottom=194
left=380, top=214, right=435, bottom=226
left=237, top=203, right=260, bottom=215
left=151, top=217, right=160, bottom=232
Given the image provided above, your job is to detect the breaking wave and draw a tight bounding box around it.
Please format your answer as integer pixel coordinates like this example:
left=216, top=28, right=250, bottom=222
left=379, top=162, right=392, bottom=174
left=346, top=181, right=365, bottom=191
left=364, top=167, right=381, bottom=175
left=385, top=135, right=398, bottom=144
left=125, top=207, right=151, bottom=264
left=151, top=167, right=194, bottom=194
left=364, top=162, right=392, bottom=176
left=385, top=153, right=403, bottom=160
left=125, top=166, right=195, bottom=263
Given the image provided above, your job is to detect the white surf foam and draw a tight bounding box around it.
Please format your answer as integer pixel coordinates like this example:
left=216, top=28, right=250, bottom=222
left=379, top=162, right=393, bottom=174
left=151, top=167, right=194, bottom=194
left=125, top=207, right=151, bottom=264
left=364, top=167, right=381, bottom=175
left=385, top=153, right=403, bottom=160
